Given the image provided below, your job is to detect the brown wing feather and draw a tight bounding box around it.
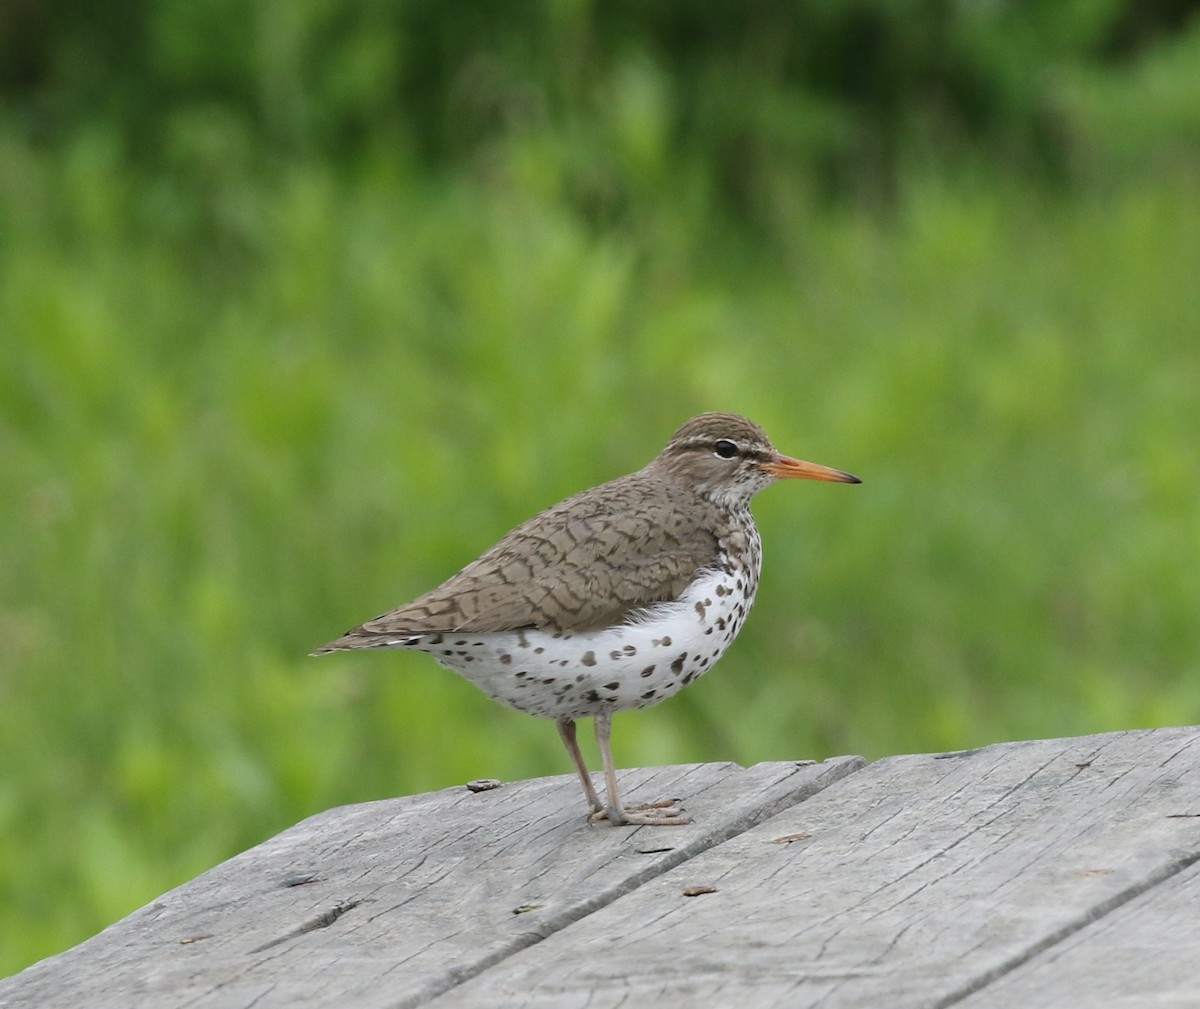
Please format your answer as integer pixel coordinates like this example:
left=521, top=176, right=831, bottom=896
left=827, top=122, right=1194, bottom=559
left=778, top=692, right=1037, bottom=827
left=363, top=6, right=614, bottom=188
left=316, top=472, right=720, bottom=649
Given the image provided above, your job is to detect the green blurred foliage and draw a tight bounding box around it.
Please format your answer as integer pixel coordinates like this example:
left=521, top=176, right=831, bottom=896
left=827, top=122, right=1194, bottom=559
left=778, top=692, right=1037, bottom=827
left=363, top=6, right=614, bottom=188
left=2, top=0, right=1200, bottom=979
left=4, top=1, right=1198, bottom=199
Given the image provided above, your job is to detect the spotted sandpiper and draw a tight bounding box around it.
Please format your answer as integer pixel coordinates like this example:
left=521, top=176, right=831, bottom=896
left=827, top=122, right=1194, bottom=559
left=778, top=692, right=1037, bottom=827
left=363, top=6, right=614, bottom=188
left=313, top=413, right=859, bottom=826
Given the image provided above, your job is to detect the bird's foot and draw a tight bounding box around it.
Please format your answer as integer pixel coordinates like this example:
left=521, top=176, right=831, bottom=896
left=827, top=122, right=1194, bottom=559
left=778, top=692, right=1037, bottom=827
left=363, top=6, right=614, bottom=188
left=588, top=799, right=691, bottom=826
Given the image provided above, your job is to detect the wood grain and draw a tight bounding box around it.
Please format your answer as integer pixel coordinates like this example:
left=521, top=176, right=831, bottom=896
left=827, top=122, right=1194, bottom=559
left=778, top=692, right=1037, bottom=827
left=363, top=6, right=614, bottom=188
left=955, top=839, right=1200, bottom=1008
left=432, top=727, right=1200, bottom=1008
left=5, top=728, right=1198, bottom=1009
left=0, top=757, right=861, bottom=1009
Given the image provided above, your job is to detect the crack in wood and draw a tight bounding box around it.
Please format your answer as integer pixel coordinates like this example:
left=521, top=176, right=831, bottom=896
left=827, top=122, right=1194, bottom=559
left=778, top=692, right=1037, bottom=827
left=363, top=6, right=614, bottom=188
left=248, top=899, right=363, bottom=954
left=933, top=848, right=1200, bottom=1009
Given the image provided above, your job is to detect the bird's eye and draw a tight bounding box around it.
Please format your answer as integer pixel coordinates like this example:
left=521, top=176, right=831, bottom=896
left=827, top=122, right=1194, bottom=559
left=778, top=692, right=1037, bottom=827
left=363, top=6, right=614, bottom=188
left=713, top=439, right=738, bottom=460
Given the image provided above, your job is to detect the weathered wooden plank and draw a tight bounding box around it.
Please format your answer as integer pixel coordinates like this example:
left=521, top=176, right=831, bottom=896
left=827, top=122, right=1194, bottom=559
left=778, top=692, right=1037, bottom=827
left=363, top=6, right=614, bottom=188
left=955, top=855, right=1200, bottom=1009
left=430, top=727, right=1200, bottom=1009
left=0, top=757, right=862, bottom=1009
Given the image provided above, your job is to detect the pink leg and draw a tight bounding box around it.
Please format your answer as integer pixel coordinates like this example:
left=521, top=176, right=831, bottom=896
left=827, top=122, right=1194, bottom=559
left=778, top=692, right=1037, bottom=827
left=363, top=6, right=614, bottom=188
left=591, top=711, right=690, bottom=826
left=556, top=717, right=603, bottom=815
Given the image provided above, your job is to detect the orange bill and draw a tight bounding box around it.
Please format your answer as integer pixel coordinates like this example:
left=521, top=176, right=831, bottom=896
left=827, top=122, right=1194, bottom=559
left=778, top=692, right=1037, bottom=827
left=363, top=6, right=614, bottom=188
left=761, top=455, right=861, bottom=483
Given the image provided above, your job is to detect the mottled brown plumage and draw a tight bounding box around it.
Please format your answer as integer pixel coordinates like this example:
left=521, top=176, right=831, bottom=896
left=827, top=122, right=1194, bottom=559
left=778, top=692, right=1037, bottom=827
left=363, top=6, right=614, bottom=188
left=314, top=412, right=859, bottom=826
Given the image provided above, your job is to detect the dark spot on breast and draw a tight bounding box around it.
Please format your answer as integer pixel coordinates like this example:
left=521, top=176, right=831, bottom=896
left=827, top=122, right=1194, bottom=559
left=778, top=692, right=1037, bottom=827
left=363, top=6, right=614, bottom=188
left=499, top=654, right=512, bottom=665
left=604, top=681, right=620, bottom=691
left=441, top=650, right=453, bottom=657
left=542, top=677, right=556, bottom=685
left=715, top=585, right=729, bottom=597
left=454, top=639, right=467, bottom=646
left=581, top=651, right=597, bottom=667
left=642, top=689, right=657, bottom=700
left=534, top=646, right=545, bottom=654
left=585, top=689, right=600, bottom=703
left=623, top=644, right=636, bottom=655
left=671, top=654, right=687, bottom=674
left=694, top=601, right=707, bottom=618
left=515, top=671, right=528, bottom=678
left=641, top=665, right=656, bottom=678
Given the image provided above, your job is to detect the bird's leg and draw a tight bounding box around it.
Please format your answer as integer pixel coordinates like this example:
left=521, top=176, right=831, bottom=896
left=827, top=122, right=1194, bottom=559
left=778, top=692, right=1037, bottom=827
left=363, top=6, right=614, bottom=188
left=556, top=717, right=603, bottom=816
left=589, top=711, right=691, bottom=826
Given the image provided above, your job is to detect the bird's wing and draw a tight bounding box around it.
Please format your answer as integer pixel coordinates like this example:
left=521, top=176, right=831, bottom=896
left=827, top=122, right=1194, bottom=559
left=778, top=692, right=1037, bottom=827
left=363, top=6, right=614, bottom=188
left=322, top=475, right=721, bottom=646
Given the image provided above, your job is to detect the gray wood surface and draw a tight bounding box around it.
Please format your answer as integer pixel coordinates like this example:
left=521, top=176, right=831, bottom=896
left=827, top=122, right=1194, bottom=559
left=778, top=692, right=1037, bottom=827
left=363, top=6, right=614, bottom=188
left=0, top=757, right=861, bottom=1009
left=3, top=727, right=1198, bottom=1009
left=431, top=726, right=1200, bottom=1009
left=955, top=837, right=1200, bottom=1009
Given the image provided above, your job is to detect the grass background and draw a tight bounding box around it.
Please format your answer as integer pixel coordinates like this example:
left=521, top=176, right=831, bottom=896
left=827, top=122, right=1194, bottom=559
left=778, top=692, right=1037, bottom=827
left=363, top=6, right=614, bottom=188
left=3, top=3, right=1200, bottom=977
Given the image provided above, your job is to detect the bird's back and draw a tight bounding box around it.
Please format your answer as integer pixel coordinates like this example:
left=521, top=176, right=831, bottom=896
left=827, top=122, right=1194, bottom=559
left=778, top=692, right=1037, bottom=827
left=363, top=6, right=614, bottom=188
left=314, top=469, right=736, bottom=650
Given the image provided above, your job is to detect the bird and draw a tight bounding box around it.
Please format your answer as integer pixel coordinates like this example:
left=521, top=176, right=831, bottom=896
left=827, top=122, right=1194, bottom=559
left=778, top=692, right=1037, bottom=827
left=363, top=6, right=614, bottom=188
left=313, top=413, right=860, bottom=826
